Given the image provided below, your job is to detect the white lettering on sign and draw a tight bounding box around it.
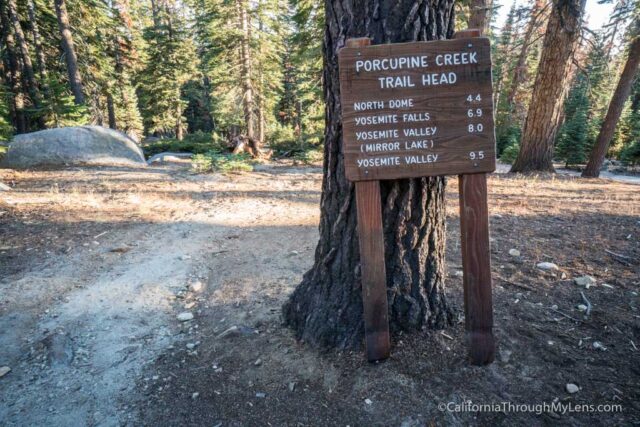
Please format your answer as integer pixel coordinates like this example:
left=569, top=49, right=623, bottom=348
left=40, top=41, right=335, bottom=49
left=404, top=154, right=439, bottom=164
left=434, top=52, right=478, bottom=66
left=361, top=142, right=401, bottom=153
left=354, top=101, right=385, bottom=111
left=421, top=72, right=457, bottom=86
left=356, top=129, right=399, bottom=140
left=402, top=112, right=430, bottom=122
left=378, top=75, right=415, bottom=89
left=355, top=56, right=429, bottom=72
left=403, top=127, right=437, bottom=137
left=404, top=139, right=434, bottom=150
left=357, top=157, right=401, bottom=168
left=389, top=98, right=414, bottom=108
left=355, top=114, right=398, bottom=126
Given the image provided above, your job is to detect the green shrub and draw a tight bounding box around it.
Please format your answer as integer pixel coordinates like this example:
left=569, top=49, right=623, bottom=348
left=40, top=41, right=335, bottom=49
left=192, top=151, right=254, bottom=173
left=142, top=131, right=226, bottom=157
left=500, top=142, right=520, bottom=165
left=620, top=140, right=640, bottom=165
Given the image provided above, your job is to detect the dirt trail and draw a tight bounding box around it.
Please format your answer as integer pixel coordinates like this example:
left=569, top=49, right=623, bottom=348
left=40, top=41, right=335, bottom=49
left=1, top=162, right=639, bottom=426
left=0, top=162, right=321, bottom=426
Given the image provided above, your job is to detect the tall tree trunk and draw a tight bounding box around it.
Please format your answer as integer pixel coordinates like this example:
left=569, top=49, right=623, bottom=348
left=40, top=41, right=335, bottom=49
left=282, top=0, right=455, bottom=350
left=237, top=0, right=254, bottom=139
left=468, top=0, right=492, bottom=33
left=54, top=0, right=85, bottom=105
left=506, top=0, right=545, bottom=108
left=175, top=100, right=184, bottom=140
left=511, top=0, right=585, bottom=173
left=107, top=93, right=117, bottom=129
left=26, top=0, right=46, bottom=83
left=6, top=0, right=42, bottom=116
left=583, top=34, right=640, bottom=177
left=0, top=3, right=26, bottom=133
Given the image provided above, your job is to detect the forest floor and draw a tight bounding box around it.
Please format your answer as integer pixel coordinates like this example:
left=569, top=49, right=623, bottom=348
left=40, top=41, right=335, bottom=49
left=0, top=160, right=639, bottom=426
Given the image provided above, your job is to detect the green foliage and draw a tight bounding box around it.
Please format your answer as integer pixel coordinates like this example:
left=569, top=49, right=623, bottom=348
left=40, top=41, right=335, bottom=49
left=39, top=76, right=90, bottom=128
left=500, top=141, right=520, bottom=164
left=137, top=6, right=198, bottom=137
left=192, top=151, right=254, bottom=173
left=0, top=83, right=13, bottom=141
left=619, top=109, right=640, bottom=165
left=142, top=131, right=226, bottom=157
left=555, top=75, right=591, bottom=165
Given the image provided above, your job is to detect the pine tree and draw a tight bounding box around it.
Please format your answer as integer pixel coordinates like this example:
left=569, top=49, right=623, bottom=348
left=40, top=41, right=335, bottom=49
left=138, top=1, right=198, bottom=138
left=556, top=75, right=590, bottom=166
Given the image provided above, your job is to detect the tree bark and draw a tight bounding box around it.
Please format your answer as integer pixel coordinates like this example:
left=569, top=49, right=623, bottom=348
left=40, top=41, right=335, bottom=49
left=0, top=2, right=26, bottom=133
left=511, top=0, right=585, bottom=173
left=26, top=0, right=46, bottom=83
left=6, top=0, right=41, bottom=113
left=282, top=0, right=455, bottom=350
left=506, top=0, right=545, bottom=109
left=107, top=93, right=117, bottom=129
left=582, top=34, right=640, bottom=177
left=54, top=0, right=85, bottom=105
left=468, top=0, right=492, bottom=34
left=237, top=0, right=254, bottom=139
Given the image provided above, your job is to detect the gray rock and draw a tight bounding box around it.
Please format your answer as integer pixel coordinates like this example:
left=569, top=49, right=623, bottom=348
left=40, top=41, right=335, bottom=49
left=147, top=152, right=193, bottom=164
left=508, top=249, right=521, bottom=257
left=536, top=262, right=559, bottom=271
left=566, top=383, right=579, bottom=394
left=0, top=182, right=11, bottom=191
left=576, top=304, right=588, bottom=312
left=0, top=366, right=10, bottom=378
left=1, top=126, right=145, bottom=169
left=574, top=275, right=596, bottom=288
left=288, top=382, right=296, bottom=392
left=189, top=281, right=204, bottom=292
left=177, top=312, right=194, bottom=322
left=216, top=325, right=258, bottom=339
left=255, top=392, right=266, bottom=398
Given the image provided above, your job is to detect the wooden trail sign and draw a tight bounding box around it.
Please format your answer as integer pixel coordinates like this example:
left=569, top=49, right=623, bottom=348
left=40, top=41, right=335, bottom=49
left=341, top=30, right=496, bottom=365
left=339, top=36, right=496, bottom=182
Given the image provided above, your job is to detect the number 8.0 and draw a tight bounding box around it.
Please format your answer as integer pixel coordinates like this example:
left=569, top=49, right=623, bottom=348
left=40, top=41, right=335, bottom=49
left=468, top=123, right=484, bottom=133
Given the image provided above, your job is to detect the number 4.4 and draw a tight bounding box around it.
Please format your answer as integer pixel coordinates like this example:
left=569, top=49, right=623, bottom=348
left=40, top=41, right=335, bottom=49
left=469, top=151, right=485, bottom=160
left=466, top=94, right=481, bottom=102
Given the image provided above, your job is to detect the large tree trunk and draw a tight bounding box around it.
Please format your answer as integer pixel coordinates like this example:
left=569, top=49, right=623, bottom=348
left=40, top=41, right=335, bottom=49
left=54, top=0, right=85, bottom=105
left=511, top=0, right=585, bottom=173
left=468, top=0, right=492, bottom=33
left=26, top=0, right=46, bottom=83
left=582, top=34, right=640, bottom=177
left=6, top=0, right=42, bottom=118
left=237, top=0, right=254, bottom=139
left=506, top=0, right=545, bottom=109
left=0, top=2, right=26, bottom=133
left=282, top=0, right=455, bottom=350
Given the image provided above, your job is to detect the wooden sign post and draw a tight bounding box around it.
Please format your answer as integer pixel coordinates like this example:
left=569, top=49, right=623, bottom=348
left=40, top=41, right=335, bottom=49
left=340, top=30, right=495, bottom=365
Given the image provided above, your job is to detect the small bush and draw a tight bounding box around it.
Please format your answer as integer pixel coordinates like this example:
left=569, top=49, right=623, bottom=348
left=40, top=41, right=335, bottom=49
left=192, top=151, right=254, bottom=173
left=500, top=142, right=520, bottom=165
left=142, top=131, right=225, bottom=157
left=620, top=140, right=640, bottom=165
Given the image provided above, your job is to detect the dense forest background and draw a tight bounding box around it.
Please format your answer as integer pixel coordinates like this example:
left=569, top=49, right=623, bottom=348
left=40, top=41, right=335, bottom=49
left=0, top=0, right=639, bottom=168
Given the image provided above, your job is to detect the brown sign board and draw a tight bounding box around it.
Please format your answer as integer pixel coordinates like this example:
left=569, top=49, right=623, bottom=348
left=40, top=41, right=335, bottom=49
left=338, top=37, right=496, bottom=182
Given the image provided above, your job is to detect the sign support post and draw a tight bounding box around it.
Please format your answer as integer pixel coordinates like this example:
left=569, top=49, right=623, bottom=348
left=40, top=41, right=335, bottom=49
left=348, top=37, right=391, bottom=362
left=342, top=31, right=495, bottom=365
left=454, top=29, right=495, bottom=365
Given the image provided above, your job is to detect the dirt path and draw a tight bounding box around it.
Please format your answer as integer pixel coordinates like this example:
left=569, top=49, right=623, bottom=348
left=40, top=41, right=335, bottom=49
left=1, top=162, right=639, bottom=426
left=0, top=162, right=321, bottom=426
